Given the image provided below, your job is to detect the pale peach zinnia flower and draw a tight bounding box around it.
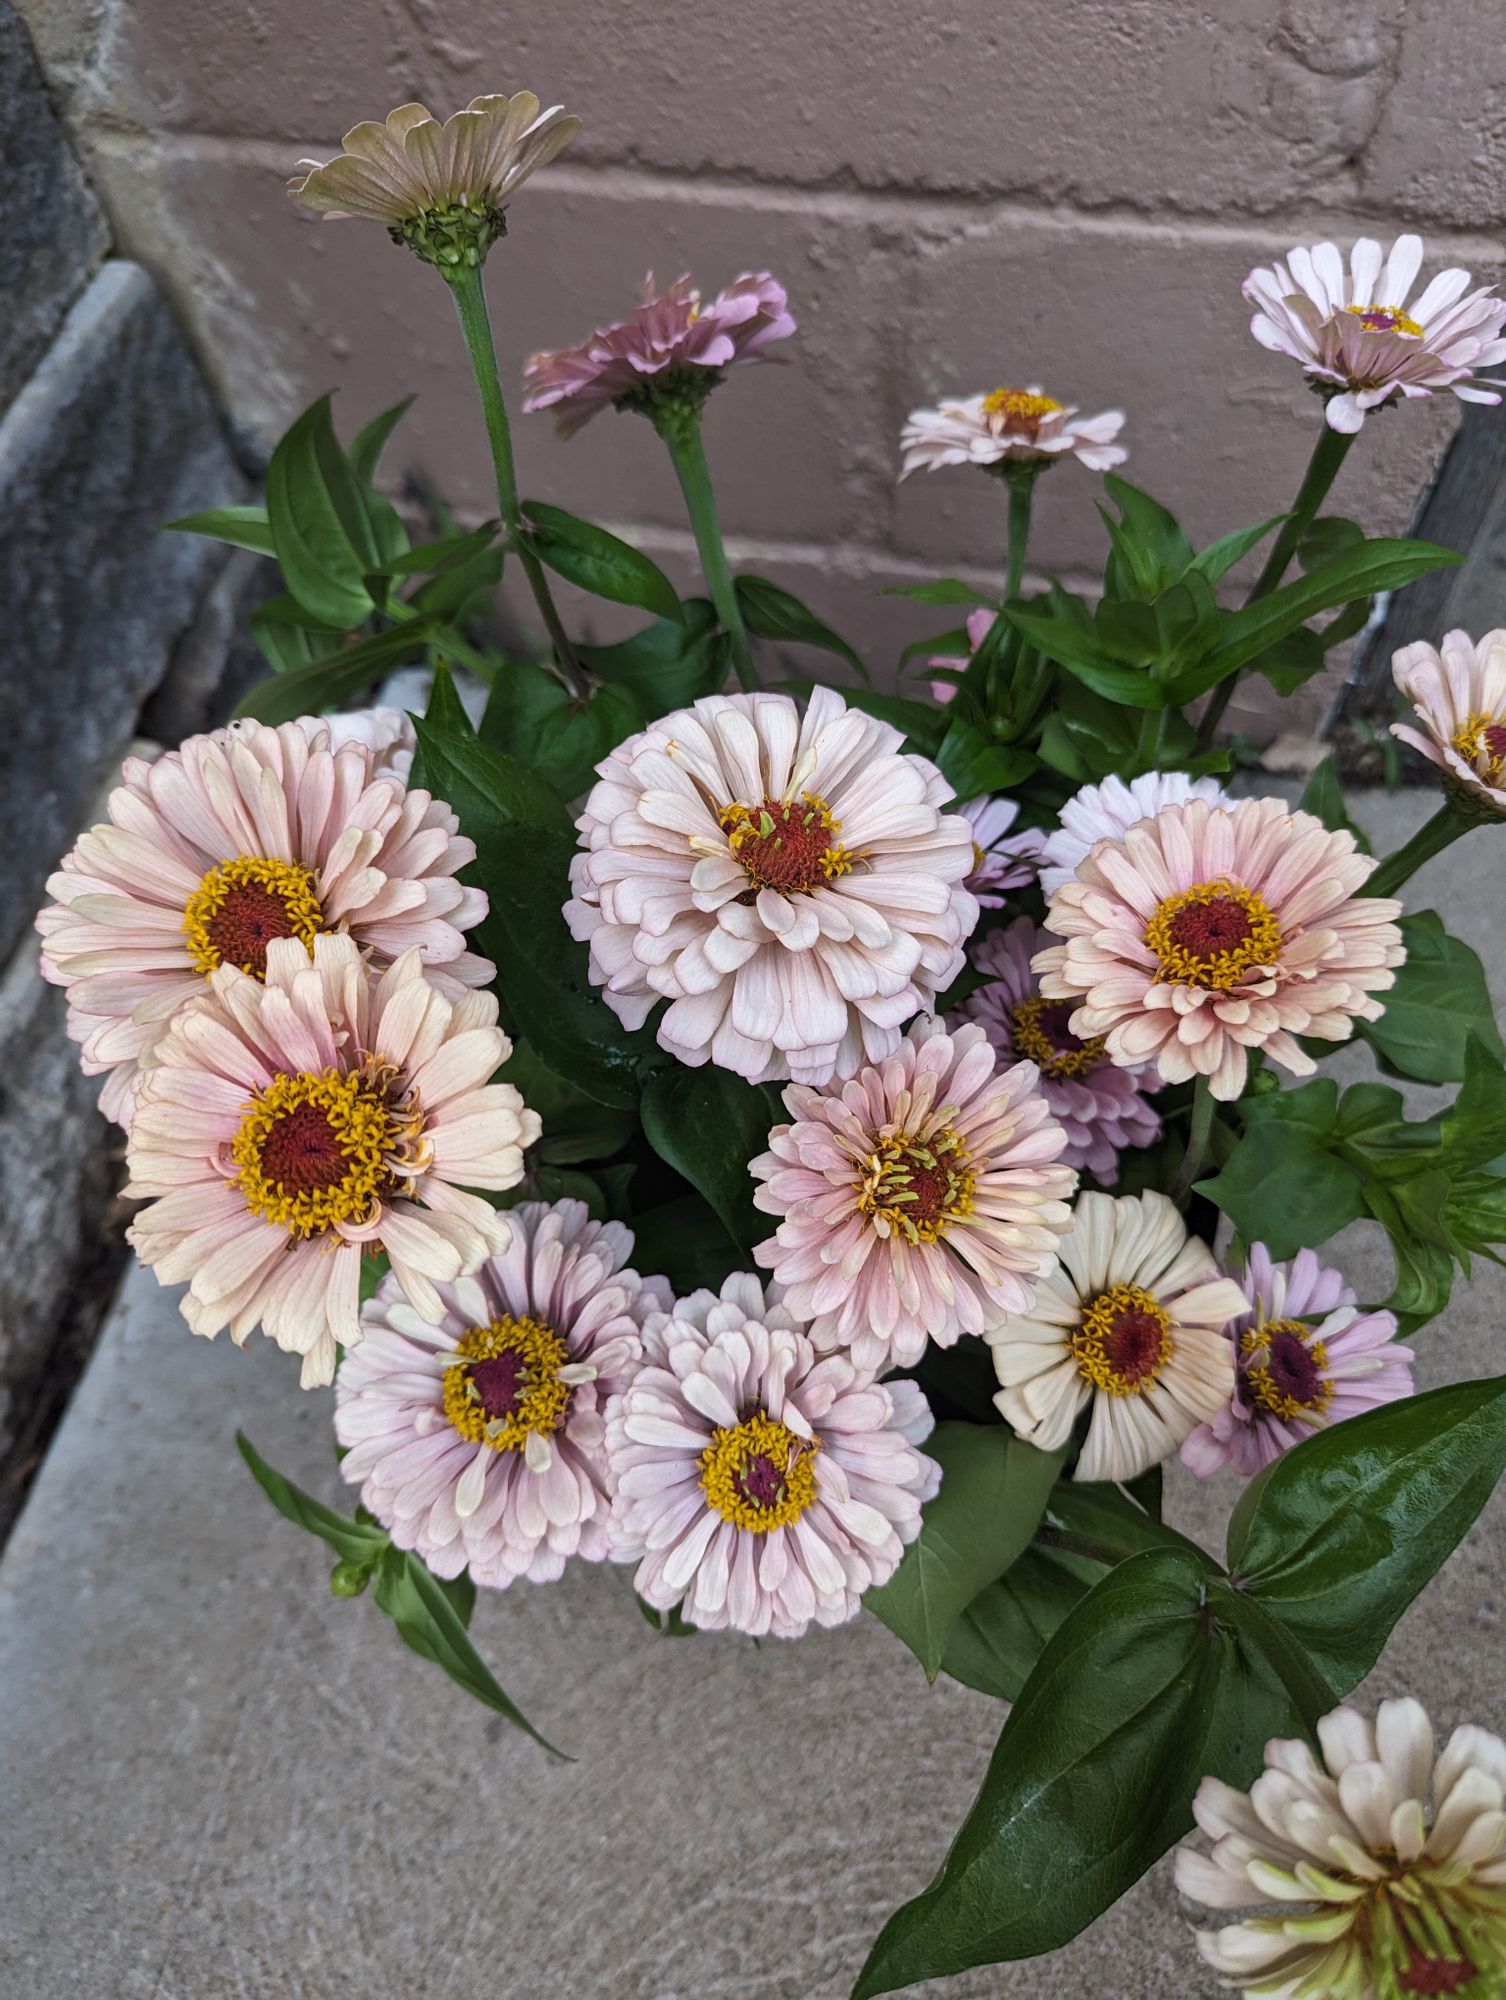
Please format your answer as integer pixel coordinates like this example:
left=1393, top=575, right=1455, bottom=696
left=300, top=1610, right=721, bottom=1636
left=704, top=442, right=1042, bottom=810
left=751, top=1018, right=1077, bottom=1374
left=565, top=688, right=979, bottom=1086
left=336, top=1201, right=667, bottom=1588
left=605, top=1272, right=939, bottom=1639
left=1392, top=627, right=1506, bottom=820
left=523, top=272, right=795, bottom=438
left=989, top=1190, right=1246, bottom=1483
left=289, top=93, right=579, bottom=268
left=36, top=718, right=487, bottom=1129
left=1177, top=1698, right=1506, bottom=1998
left=1245, top=232, right=1506, bottom=433
left=900, top=385, right=1127, bottom=477
left=125, top=935, right=539, bottom=1389
left=1035, top=796, right=1405, bottom=1102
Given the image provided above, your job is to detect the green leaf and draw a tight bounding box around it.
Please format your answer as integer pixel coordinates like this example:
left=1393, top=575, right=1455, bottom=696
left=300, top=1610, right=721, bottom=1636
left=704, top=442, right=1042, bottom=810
left=852, top=1545, right=1327, bottom=1996
left=1249, top=624, right=1327, bottom=695
left=639, top=1064, right=780, bottom=1258
left=1006, top=608, right=1163, bottom=708
left=522, top=499, right=682, bottom=622
left=883, top=578, right=997, bottom=607
left=266, top=392, right=386, bottom=629
left=233, top=615, right=450, bottom=725
left=734, top=573, right=866, bottom=680
left=164, top=504, right=276, bottom=557
left=867, top=1426, right=1066, bottom=1679
left=479, top=658, right=640, bottom=803
left=513, top=1164, right=608, bottom=1217
left=1361, top=911, right=1504, bottom=1084
left=423, top=658, right=474, bottom=736
left=383, top=521, right=500, bottom=578
left=934, top=720, right=1035, bottom=801
left=1439, top=1035, right=1506, bottom=1173
left=250, top=592, right=340, bottom=673
left=1199, top=1079, right=1368, bottom=1259
left=1190, top=515, right=1286, bottom=585
left=347, top=395, right=415, bottom=486
left=838, top=687, right=950, bottom=749
left=1297, top=514, right=1365, bottom=573
left=637, top=1595, right=700, bottom=1637
left=370, top=1545, right=565, bottom=1756
left=1298, top=755, right=1368, bottom=847
left=938, top=1546, right=1104, bottom=1701
left=1038, top=1479, right=1208, bottom=1566
left=409, top=721, right=650, bottom=1108
left=499, top=1038, right=635, bottom=1165
left=1229, top=1375, right=1506, bottom=1689
left=576, top=599, right=726, bottom=710
left=627, top=1194, right=741, bottom=1296
left=1098, top=476, right=1195, bottom=601
left=236, top=1431, right=387, bottom=1566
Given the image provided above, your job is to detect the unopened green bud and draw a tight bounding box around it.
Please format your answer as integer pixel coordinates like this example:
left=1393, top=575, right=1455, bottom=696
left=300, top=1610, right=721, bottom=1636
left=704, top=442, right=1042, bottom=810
left=330, top=1558, right=371, bottom=1598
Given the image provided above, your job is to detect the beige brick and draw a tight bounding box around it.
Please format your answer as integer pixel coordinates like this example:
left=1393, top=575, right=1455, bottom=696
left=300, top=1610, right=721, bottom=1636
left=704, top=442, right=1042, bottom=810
left=1360, top=0, right=1506, bottom=229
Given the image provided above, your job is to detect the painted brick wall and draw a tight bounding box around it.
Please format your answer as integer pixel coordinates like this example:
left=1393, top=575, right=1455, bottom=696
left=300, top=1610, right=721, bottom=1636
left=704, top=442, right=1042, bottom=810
left=23, top=0, right=1506, bottom=734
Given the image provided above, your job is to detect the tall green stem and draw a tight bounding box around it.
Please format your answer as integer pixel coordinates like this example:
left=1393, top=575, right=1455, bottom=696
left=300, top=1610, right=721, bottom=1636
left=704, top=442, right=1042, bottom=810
left=447, top=265, right=586, bottom=696
left=1195, top=424, right=1356, bottom=751
left=655, top=403, right=756, bottom=691
left=1366, top=801, right=1476, bottom=900
left=1173, top=1074, right=1217, bottom=1206
left=1003, top=470, right=1037, bottom=605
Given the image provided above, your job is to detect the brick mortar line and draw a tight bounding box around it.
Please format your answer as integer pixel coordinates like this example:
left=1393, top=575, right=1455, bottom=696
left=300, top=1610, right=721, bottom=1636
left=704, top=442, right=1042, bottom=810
left=82, top=129, right=1506, bottom=263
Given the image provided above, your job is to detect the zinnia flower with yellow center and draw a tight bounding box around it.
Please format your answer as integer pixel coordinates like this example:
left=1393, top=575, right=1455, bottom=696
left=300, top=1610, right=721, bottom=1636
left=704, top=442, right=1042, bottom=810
left=1034, top=796, right=1405, bottom=1102
left=604, top=1273, right=939, bottom=1638
left=1391, top=628, right=1506, bottom=820
left=125, top=934, right=538, bottom=1388
left=899, top=383, right=1127, bottom=477
left=36, top=717, right=488, bottom=1128
left=1245, top=233, right=1506, bottom=433
left=288, top=93, right=580, bottom=271
left=1177, top=1698, right=1506, bottom=1998
left=335, top=1201, right=667, bottom=1588
left=988, top=1189, right=1246, bottom=1483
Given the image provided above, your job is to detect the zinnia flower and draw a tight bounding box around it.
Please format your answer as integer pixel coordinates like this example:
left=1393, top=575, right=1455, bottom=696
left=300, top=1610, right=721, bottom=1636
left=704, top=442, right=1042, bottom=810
left=1245, top=233, right=1506, bottom=433
left=234, top=706, right=416, bottom=783
left=954, top=917, right=1161, bottom=1182
left=1034, top=796, right=1405, bottom=1101
left=959, top=796, right=1044, bottom=907
left=1392, top=628, right=1506, bottom=819
left=604, top=1272, right=939, bottom=1638
left=334, top=1201, right=666, bottom=1587
left=36, top=717, right=487, bottom=1127
left=1038, top=770, right=1231, bottom=897
left=1176, top=1698, right=1506, bottom=1998
left=288, top=93, right=580, bottom=270
left=751, top=1017, right=1076, bottom=1373
left=124, top=934, right=538, bottom=1388
left=1181, top=1244, right=1415, bottom=1479
left=900, top=386, right=1127, bottom=477
left=564, top=687, right=978, bottom=1086
left=989, top=1190, right=1246, bottom=1483
left=928, top=607, right=998, bottom=707
left=523, top=272, right=795, bottom=437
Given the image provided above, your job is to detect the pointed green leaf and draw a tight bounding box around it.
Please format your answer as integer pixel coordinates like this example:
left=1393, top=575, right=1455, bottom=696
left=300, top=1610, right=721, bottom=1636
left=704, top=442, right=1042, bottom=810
left=347, top=394, right=415, bottom=486
left=522, top=499, right=683, bottom=622
left=639, top=1064, right=781, bottom=1258
left=266, top=392, right=385, bottom=628
left=1361, top=911, right=1503, bottom=1084
left=236, top=1431, right=387, bottom=1565
left=164, top=504, right=276, bottom=557
left=734, top=573, right=867, bottom=680
left=233, top=614, right=450, bottom=724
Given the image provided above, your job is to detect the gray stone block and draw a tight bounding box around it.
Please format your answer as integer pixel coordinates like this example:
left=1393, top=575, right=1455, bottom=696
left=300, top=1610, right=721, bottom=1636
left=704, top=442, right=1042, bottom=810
left=0, top=0, right=108, bottom=410
left=0, top=260, right=248, bottom=962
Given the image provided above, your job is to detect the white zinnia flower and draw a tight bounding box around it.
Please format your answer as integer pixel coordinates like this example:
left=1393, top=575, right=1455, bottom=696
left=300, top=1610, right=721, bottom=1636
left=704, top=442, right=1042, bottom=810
left=900, top=386, right=1127, bottom=477
left=1038, top=771, right=1231, bottom=897
left=988, top=1190, right=1246, bottom=1483
left=565, top=688, right=978, bottom=1086
left=1177, top=1698, right=1506, bottom=1998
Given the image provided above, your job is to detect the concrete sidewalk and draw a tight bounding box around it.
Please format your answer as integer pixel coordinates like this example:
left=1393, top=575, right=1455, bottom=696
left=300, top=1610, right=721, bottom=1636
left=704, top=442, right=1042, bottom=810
left=2, top=791, right=1504, bottom=2000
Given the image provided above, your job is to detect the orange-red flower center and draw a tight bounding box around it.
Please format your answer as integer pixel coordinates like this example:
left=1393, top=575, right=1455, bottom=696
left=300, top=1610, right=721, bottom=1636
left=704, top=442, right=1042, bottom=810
left=722, top=793, right=853, bottom=894
left=1145, top=879, right=1282, bottom=992
left=257, top=1100, right=351, bottom=1195
left=1399, top=1947, right=1480, bottom=1995
left=183, top=855, right=324, bottom=979
left=210, top=883, right=304, bottom=975
left=1169, top=896, right=1253, bottom=956
left=1073, top=1284, right=1174, bottom=1395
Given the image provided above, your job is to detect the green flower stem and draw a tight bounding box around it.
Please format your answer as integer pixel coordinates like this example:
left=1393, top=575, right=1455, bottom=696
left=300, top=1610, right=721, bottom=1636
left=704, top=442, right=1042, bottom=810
left=653, top=401, right=756, bottom=691
left=1195, top=423, right=1356, bottom=751
left=1366, top=801, right=1477, bottom=900
left=1172, top=1073, right=1217, bottom=1207
left=446, top=264, right=586, bottom=697
left=1003, top=468, right=1038, bottom=605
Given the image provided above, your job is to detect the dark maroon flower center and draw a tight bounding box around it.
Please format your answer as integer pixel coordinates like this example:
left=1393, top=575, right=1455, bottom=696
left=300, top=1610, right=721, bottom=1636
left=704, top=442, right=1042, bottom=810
left=1103, top=1306, right=1168, bottom=1384
left=468, top=1350, right=526, bottom=1422
left=1263, top=1328, right=1325, bottom=1407
left=732, top=798, right=840, bottom=893
left=256, top=1102, right=348, bottom=1194
left=1167, top=895, right=1255, bottom=957
left=736, top=1453, right=787, bottom=1509
left=1399, top=1948, right=1480, bottom=1995
left=1485, top=724, right=1506, bottom=762
left=205, top=882, right=303, bottom=979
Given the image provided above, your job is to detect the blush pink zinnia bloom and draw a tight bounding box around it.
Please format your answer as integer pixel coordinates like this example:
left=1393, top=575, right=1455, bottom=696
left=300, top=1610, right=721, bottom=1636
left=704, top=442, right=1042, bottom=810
left=1034, top=796, right=1406, bottom=1102
left=565, top=688, right=978, bottom=1086
left=335, top=1201, right=668, bottom=1588
left=522, top=272, right=795, bottom=437
left=955, top=917, right=1161, bottom=1182
left=1245, top=233, right=1506, bottom=433
left=1180, top=1244, right=1414, bottom=1480
left=604, top=1272, right=939, bottom=1639
left=37, top=718, right=487, bottom=1128
left=1038, top=770, right=1231, bottom=898
left=751, top=1017, right=1076, bottom=1373
left=927, top=606, right=996, bottom=705
left=900, top=385, right=1127, bottom=477
left=124, top=934, right=538, bottom=1388
left=1391, top=627, right=1506, bottom=819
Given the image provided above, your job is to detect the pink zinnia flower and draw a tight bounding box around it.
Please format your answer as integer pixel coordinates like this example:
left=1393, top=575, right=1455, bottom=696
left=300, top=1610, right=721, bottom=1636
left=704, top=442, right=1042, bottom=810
left=1245, top=233, right=1506, bottom=433
left=959, top=797, right=1044, bottom=908
left=927, top=606, right=996, bottom=705
left=604, top=1272, right=939, bottom=1639
left=37, top=718, right=488, bottom=1128
left=751, top=1017, right=1076, bottom=1373
left=955, top=917, right=1160, bottom=1182
left=1391, top=627, right=1506, bottom=819
left=124, top=934, right=538, bottom=1388
left=229, top=706, right=417, bottom=783
left=1038, top=770, right=1230, bottom=898
left=1034, top=796, right=1405, bottom=1102
left=334, top=1201, right=667, bottom=1587
left=565, top=688, right=978, bottom=1086
left=1180, top=1244, right=1414, bottom=1479
left=523, top=272, right=795, bottom=438
left=900, top=386, right=1127, bottom=477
